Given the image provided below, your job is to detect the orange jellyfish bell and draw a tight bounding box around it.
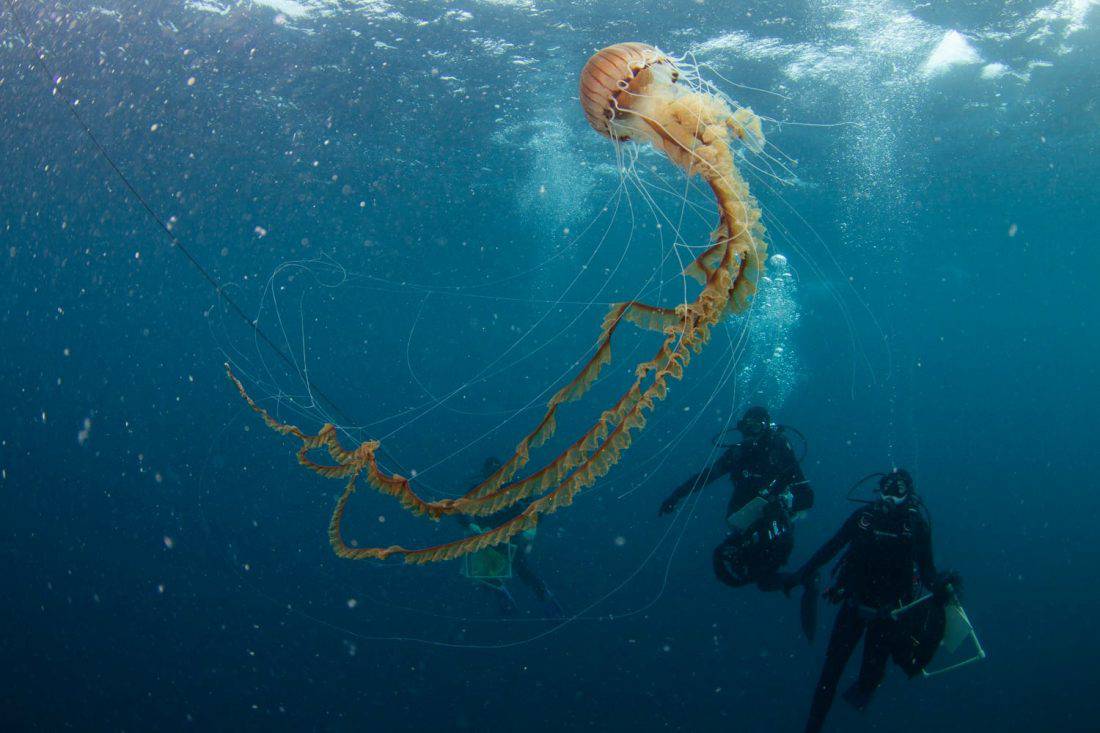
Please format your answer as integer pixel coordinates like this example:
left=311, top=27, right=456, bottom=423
left=579, top=42, right=678, bottom=139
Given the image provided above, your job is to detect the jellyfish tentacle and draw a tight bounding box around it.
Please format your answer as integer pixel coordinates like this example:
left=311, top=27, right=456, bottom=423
left=327, top=326, right=693, bottom=564
left=227, top=367, right=450, bottom=519
left=226, top=295, right=675, bottom=523
left=336, top=241, right=745, bottom=563
left=447, top=298, right=684, bottom=508
left=230, top=42, right=773, bottom=564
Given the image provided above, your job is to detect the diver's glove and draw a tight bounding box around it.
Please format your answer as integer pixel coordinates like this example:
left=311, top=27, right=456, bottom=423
left=658, top=496, right=679, bottom=516
left=932, top=570, right=963, bottom=602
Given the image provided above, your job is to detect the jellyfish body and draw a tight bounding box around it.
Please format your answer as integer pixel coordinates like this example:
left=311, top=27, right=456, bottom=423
left=580, top=43, right=764, bottom=156
left=228, top=42, right=770, bottom=564
left=579, top=42, right=678, bottom=140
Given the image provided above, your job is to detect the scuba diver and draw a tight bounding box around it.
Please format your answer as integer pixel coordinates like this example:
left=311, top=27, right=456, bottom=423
left=784, top=469, right=962, bottom=733
left=457, top=457, right=564, bottom=618
left=658, top=406, right=813, bottom=591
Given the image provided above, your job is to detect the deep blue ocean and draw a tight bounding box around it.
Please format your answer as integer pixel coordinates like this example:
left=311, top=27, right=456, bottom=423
left=2, top=1, right=1097, bottom=731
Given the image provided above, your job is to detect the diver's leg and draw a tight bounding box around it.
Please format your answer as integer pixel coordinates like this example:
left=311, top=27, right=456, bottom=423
left=513, top=545, right=564, bottom=616
left=805, top=604, right=865, bottom=733
left=480, top=578, right=518, bottom=616
left=844, top=618, right=893, bottom=710
left=494, top=582, right=518, bottom=615
left=512, top=544, right=548, bottom=599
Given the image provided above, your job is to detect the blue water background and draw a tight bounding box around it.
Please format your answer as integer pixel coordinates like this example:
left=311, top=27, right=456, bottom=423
left=1, top=1, right=1098, bottom=731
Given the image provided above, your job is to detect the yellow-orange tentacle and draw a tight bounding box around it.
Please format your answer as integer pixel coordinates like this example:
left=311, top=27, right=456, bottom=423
left=227, top=62, right=769, bottom=563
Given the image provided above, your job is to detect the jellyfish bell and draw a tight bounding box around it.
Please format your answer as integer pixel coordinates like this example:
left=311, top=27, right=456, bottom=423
left=578, top=42, right=679, bottom=140
left=579, top=42, right=766, bottom=167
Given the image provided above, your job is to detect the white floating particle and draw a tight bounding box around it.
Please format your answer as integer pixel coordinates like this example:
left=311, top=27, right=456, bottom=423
left=150, top=123, right=159, bottom=132
left=1008, top=223, right=1018, bottom=237
left=346, top=598, right=358, bottom=609
left=187, top=76, right=196, bottom=86
left=163, top=535, right=174, bottom=549
left=614, top=536, right=626, bottom=547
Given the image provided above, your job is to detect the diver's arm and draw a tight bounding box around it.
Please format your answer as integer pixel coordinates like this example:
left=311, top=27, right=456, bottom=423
left=796, top=510, right=860, bottom=581
left=789, top=481, right=814, bottom=514
left=915, top=516, right=939, bottom=590
left=776, top=438, right=813, bottom=513
left=659, top=446, right=739, bottom=514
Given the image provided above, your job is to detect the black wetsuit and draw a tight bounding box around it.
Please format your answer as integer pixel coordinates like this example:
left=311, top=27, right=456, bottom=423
left=666, top=430, right=813, bottom=589
left=796, top=503, right=937, bottom=733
